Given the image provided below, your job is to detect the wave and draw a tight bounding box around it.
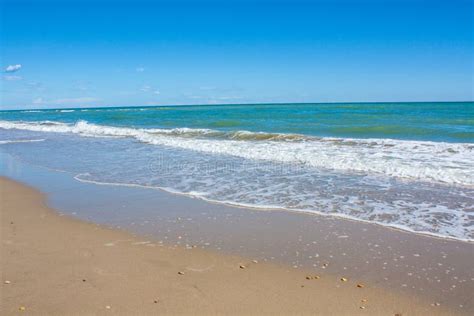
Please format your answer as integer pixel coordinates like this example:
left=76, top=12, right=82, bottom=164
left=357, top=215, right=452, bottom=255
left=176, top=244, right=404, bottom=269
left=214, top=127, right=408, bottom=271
left=147, top=127, right=308, bottom=141
left=0, top=139, right=45, bottom=145
left=1, top=119, right=473, bottom=186
left=0, top=120, right=315, bottom=141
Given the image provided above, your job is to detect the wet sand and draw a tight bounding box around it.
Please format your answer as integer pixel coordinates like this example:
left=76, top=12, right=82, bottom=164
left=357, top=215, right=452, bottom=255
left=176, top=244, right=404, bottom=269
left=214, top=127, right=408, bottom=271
left=0, top=177, right=463, bottom=315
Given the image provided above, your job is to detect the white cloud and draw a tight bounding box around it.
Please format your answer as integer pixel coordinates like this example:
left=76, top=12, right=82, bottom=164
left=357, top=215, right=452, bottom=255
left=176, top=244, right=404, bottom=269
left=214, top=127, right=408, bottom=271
left=140, top=85, right=161, bottom=96
left=136, top=67, right=145, bottom=72
left=216, top=96, right=240, bottom=100
left=33, top=97, right=45, bottom=104
left=29, top=97, right=98, bottom=107
left=5, top=64, right=22, bottom=73
left=27, top=81, right=45, bottom=91
left=140, top=85, right=151, bottom=92
left=54, top=97, right=99, bottom=104
left=74, top=82, right=89, bottom=91
left=3, top=75, right=22, bottom=81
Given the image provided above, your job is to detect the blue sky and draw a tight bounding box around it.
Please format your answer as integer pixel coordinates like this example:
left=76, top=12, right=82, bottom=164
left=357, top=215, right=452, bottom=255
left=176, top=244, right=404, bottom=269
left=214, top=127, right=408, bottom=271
left=1, top=0, right=473, bottom=109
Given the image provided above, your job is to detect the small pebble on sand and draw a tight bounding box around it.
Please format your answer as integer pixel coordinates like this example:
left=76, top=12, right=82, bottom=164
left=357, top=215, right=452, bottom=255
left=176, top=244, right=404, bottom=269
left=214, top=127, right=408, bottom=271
left=360, top=306, right=366, bottom=309
left=357, top=283, right=364, bottom=288
left=361, top=299, right=368, bottom=303
left=252, top=260, right=258, bottom=264
left=19, top=307, right=26, bottom=311
left=178, top=271, right=185, bottom=275
left=4, top=280, right=11, bottom=284
left=239, top=265, right=246, bottom=269
left=340, top=277, right=348, bottom=282
left=105, top=305, right=111, bottom=309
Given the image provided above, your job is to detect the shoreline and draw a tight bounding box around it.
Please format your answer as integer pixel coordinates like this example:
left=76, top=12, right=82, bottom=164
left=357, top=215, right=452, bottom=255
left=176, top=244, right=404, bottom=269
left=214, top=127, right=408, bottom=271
left=0, top=177, right=462, bottom=315
left=74, top=173, right=474, bottom=244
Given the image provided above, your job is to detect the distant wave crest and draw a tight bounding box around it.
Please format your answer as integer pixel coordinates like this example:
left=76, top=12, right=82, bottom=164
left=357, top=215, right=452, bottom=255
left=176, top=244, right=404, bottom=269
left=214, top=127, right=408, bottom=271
left=0, top=138, right=45, bottom=145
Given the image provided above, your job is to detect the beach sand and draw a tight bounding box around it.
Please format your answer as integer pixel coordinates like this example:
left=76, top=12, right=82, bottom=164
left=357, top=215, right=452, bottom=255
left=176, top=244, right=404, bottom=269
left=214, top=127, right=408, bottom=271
left=0, top=177, right=464, bottom=315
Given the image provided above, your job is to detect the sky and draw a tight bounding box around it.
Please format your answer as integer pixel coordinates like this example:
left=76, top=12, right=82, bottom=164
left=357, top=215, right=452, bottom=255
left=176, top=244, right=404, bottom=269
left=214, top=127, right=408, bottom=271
left=0, top=0, right=473, bottom=109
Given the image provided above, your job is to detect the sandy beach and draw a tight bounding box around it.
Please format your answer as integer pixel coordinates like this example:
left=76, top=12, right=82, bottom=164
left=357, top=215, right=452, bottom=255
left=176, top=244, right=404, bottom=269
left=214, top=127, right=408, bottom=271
left=1, top=176, right=463, bottom=315
left=2, top=0, right=472, bottom=314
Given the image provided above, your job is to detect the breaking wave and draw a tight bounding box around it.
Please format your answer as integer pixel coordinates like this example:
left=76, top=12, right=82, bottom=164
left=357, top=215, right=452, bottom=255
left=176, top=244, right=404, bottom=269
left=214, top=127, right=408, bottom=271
left=1, top=119, right=473, bottom=186
left=0, top=139, right=45, bottom=145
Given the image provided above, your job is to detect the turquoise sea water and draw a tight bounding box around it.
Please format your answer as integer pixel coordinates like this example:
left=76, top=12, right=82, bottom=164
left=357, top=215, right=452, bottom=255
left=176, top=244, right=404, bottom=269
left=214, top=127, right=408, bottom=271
left=1, top=102, right=473, bottom=142
left=1, top=102, right=473, bottom=241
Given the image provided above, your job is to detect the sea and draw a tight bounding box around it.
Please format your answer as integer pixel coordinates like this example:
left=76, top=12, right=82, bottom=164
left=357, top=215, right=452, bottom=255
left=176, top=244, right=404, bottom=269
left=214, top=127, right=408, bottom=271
left=1, top=102, right=473, bottom=241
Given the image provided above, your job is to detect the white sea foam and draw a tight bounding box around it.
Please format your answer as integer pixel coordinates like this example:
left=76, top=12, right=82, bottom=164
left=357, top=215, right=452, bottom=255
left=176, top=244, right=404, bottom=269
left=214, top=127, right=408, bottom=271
left=73, top=173, right=474, bottom=242
left=0, top=139, right=45, bottom=145
left=1, top=120, right=473, bottom=186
